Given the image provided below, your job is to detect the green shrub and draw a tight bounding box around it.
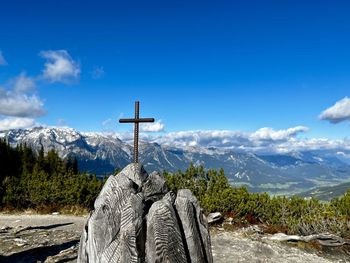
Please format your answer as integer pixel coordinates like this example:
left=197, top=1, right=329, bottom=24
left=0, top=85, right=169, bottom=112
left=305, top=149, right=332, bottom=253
left=165, top=164, right=350, bottom=237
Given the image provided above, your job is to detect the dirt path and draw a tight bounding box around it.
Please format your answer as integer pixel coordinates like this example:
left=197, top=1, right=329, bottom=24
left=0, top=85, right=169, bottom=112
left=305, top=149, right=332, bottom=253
left=0, top=214, right=86, bottom=232
left=0, top=214, right=347, bottom=263
left=0, top=213, right=86, bottom=263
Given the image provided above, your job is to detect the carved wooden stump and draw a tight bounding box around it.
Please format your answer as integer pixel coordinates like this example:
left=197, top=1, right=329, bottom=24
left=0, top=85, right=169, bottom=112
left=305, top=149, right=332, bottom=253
left=78, top=163, right=213, bottom=263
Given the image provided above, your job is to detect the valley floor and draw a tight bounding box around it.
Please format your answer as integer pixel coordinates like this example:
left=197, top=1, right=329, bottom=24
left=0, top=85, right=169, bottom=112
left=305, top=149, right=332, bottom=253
left=0, top=214, right=348, bottom=263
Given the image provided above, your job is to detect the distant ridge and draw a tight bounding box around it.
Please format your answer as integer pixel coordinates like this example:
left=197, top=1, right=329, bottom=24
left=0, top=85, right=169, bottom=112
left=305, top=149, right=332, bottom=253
left=297, top=181, right=350, bottom=201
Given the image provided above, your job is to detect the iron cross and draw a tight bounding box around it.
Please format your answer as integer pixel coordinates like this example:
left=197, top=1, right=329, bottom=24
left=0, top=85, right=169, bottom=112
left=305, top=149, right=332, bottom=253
left=119, top=101, right=155, bottom=163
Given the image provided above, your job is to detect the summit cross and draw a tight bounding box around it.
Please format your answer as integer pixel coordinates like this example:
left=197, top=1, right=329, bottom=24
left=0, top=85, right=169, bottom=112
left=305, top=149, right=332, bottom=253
left=119, top=101, right=155, bottom=163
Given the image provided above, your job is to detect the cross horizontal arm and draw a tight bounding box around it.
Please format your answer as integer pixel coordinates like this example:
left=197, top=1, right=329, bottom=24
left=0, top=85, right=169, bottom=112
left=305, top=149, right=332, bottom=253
left=119, top=118, right=155, bottom=123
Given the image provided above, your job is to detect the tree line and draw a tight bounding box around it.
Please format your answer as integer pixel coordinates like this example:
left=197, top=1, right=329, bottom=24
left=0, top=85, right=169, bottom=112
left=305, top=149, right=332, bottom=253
left=0, top=139, right=102, bottom=211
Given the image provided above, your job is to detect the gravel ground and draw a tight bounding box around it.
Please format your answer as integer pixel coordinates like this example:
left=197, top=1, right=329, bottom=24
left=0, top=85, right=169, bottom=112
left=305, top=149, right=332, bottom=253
left=210, top=230, right=348, bottom=263
left=0, top=213, right=85, bottom=263
left=0, top=214, right=348, bottom=263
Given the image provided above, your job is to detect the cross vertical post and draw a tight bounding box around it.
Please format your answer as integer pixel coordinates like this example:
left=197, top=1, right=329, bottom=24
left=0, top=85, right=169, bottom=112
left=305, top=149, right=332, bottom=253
left=134, top=101, right=139, bottom=163
left=119, top=101, right=155, bottom=163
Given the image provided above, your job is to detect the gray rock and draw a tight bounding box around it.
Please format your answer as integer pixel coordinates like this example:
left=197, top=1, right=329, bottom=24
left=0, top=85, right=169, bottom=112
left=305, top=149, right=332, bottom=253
left=0, top=226, right=12, bottom=233
left=207, top=212, right=223, bottom=224
left=266, top=232, right=350, bottom=247
left=244, top=225, right=264, bottom=235
left=45, top=245, right=78, bottom=263
left=78, top=163, right=213, bottom=263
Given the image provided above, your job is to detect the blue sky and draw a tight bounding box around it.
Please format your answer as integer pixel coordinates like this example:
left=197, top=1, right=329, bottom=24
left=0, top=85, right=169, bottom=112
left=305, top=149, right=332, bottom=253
left=0, top=0, right=350, bottom=145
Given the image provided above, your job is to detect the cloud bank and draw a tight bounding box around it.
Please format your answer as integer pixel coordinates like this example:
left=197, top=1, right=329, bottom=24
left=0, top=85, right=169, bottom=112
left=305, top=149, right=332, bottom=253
left=151, top=126, right=309, bottom=152
left=319, top=97, right=350, bottom=123
left=115, top=125, right=350, bottom=154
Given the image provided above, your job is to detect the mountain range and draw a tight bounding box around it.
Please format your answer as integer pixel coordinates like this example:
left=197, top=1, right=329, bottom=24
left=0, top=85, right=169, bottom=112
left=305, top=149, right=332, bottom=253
left=1, top=126, right=350, bottom=195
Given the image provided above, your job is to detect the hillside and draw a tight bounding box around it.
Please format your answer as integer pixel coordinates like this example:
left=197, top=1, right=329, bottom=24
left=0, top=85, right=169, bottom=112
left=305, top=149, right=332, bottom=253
left=297, top=181, right=350, bottom=201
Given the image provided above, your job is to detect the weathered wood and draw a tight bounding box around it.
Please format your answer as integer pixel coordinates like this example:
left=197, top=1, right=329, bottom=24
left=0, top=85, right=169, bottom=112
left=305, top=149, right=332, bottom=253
left=78, top=163, right=213, bottom=263
left=77, top=220, right=89, bottom=262
left=142, top=171, right=168, bottom=203
left=146, top=195, right=187, bottom=263
left=101, top=193, right=144, bottom=263
left=175, top=189, right=213, bottom=263
left=78, top=166, right=142, bottom=262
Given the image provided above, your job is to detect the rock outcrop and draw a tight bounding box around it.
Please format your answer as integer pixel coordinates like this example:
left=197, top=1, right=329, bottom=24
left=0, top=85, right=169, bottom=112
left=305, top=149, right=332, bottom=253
left=77, top=163, right=213, bottom=263
left=266, top=233, right=350, bottom=247
left=207, top=212, right=223, bottom=225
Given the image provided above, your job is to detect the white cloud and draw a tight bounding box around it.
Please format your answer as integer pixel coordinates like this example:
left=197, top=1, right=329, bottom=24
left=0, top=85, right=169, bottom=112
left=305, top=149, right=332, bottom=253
left=0, top=88, right=45, bottom=117
left=251, top=126, right=309, bottom=141
left=12, top=72, right=36, bottom=93
left=91, top=66, right=105, bottom=79
left=0, top=117, right=35, bottom=130
left=275, top=137, right=350, bottom=153
left=319, top=97, right=350, bottom=123
left=0, top=72, right=45, bottom=118
left=140, top=120, right=165, bottom=132
left=0, top=50, right=7, bottom=65
left=154, top=130, right=246, bottom=148
left=40, top=50, right=80, bottom=83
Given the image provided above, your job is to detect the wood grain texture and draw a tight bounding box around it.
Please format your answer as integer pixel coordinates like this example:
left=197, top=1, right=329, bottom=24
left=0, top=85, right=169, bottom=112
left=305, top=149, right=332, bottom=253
left=78, top=163, right=213, bottom=263
left=81, top=169, right=139, bottom=262
left=142, top=171, right=168, bottom=203
left=175, top=189, right=213, bottom=263
left=101, top=193, right=144, bottom=263
left=146, top=197, right=187, bottom=263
